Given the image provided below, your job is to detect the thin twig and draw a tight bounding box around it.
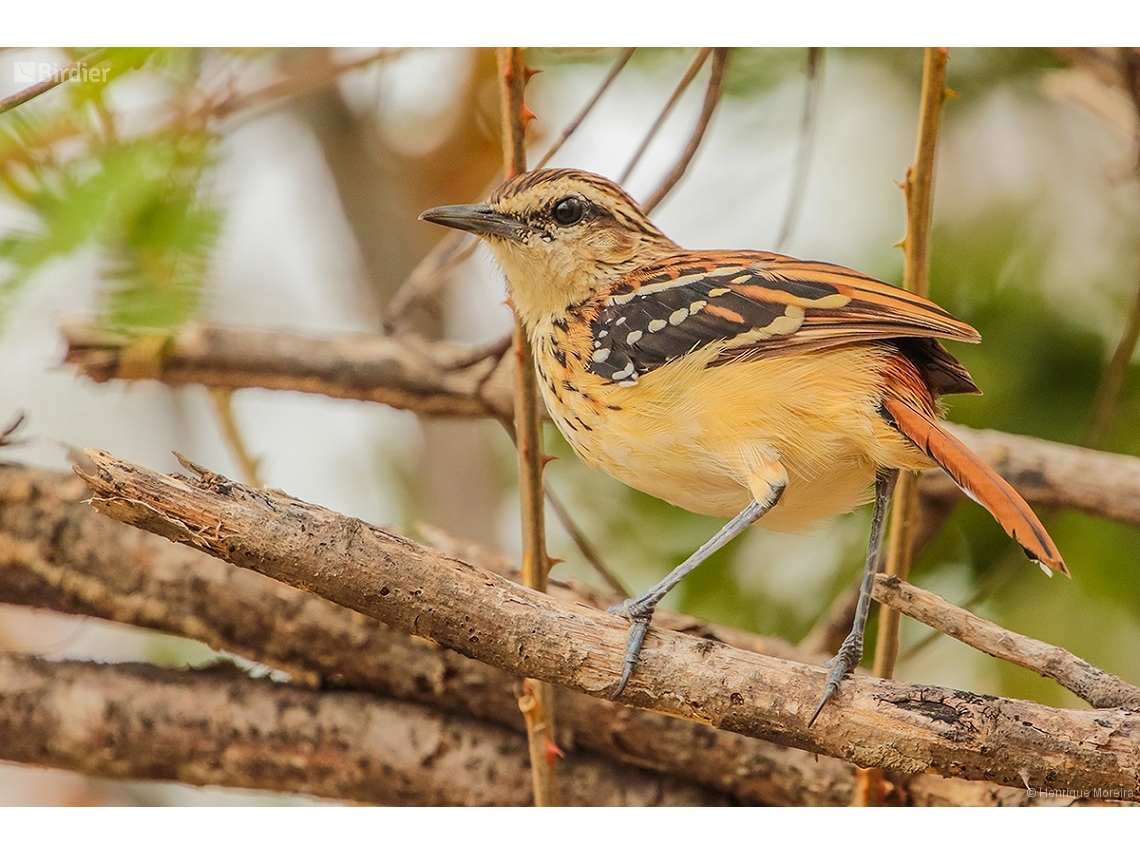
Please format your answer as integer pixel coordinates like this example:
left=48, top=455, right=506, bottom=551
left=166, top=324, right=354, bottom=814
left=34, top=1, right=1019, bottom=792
left=543, top=487, right=630, bottom=598
left=0, top=411, right=25, bottom=447
left=863, top=46, right=950, bottom=807
left=0, top=49, right=108, bottom=116
left=774, top=47, right=823, bottom=251
left=534, top=48, right=636, bottom=170
left=871, top=574, right=1140, bottom=709
left=619, top=48, right=713, bottom=185
left=206, top=388, right=262, bottom=488
left=382, top=232, right=479, bottom=334
left=193, top=48, right=404, bottom=130
left=642, top=48, right=729, bottom=214
left=498, top=45, right=560, bottom=808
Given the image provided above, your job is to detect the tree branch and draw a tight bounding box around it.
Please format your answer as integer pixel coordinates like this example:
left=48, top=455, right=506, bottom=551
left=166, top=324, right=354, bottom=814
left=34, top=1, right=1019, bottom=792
left=0, top=464, right=829, bottom=807
left=61, top=318, right=515, bottom=420
left=871, top=575, right=1140, bottom=709
left=3, top=463, right=1125, bottom=805
left=0, top=655, right=729, bottom=806
left=69, top=450, right=1140, bottom=799
left=0, top=49, right=108, bottom=116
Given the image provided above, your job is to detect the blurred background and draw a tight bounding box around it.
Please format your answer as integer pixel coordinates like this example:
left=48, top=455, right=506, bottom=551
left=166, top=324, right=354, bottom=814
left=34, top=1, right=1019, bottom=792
left=1, top=47, right=1138, bottom=805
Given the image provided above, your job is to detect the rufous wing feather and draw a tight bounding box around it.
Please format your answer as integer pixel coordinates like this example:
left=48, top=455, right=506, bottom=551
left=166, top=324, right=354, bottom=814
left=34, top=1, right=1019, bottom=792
left=881, top=394, right=1069, bottom=578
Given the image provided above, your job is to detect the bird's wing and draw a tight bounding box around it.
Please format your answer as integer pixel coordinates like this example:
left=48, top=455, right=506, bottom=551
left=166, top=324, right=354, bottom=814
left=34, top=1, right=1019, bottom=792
left=583, top=251, right=979, bottom=386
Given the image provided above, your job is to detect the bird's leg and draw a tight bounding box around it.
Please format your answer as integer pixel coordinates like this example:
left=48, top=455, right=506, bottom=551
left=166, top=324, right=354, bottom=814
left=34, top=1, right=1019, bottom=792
left=810, top=467, right=899, bottom=725
left=608, top=483, right=784, bottom=698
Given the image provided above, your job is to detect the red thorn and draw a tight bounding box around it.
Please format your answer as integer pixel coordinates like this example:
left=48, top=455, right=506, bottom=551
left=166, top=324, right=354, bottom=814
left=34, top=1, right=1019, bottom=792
left=520, top=105, right=538, bottom=126
left=503, top=296, right=514, bottom=308
left=524, top=66, right=541, bottom=82
left=544, top=737, right=565, bottom=765
left=547, top=555, right=565, bottom=568
left=540, top=453, right=557, bottom=467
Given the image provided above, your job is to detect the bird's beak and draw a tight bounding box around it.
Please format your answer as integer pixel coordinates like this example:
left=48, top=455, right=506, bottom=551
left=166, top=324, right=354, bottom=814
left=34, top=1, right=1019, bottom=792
left=419, top=203, right=528, bottom=243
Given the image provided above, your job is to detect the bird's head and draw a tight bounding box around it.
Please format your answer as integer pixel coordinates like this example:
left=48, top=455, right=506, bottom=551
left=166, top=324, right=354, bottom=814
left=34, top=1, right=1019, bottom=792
left=420, top=169, right=679, bottom=329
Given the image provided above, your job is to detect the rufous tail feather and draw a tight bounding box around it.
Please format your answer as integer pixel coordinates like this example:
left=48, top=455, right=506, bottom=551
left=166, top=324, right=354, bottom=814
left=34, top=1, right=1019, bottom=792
left=881, top=395, right=1069, bottom=578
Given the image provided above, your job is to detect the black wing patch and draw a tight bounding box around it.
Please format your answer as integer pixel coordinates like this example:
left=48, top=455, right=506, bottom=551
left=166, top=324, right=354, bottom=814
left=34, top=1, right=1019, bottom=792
left=585, top=266, right=843, bottom=385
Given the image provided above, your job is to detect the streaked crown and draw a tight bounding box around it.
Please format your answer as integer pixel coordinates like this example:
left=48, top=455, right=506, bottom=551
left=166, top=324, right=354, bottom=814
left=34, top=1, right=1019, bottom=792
left=421, top=169, right=679, bottom=329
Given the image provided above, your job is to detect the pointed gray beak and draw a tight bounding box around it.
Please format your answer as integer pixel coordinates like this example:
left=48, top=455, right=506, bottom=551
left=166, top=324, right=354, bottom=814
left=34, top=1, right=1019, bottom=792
left=419, top=203, right=529, bottom=243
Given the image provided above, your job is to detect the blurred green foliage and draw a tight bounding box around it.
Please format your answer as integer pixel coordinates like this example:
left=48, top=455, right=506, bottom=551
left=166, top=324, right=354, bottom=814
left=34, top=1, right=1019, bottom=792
left=0, top=47, right=220, bottom=330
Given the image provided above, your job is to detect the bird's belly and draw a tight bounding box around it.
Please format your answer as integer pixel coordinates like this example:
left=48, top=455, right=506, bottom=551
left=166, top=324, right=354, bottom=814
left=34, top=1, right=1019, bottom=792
left=541, top=343, right=931, bottom=531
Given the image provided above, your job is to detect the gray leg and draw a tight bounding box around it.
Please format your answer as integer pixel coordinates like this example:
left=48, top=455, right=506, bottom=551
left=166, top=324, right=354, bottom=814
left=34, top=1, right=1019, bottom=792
left=608, top=484, right=785, bottom=698
left=810, top=468, right=898, bottom=725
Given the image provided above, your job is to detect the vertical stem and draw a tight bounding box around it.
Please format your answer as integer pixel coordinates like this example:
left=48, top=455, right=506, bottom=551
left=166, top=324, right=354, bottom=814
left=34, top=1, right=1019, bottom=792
left=207, top=388, right=263, bottom=489
left=876, top=46, right=948, bottom=674
left=857, top=46, right=949, bottom=806
left=497, top=46, right=560, bottom=807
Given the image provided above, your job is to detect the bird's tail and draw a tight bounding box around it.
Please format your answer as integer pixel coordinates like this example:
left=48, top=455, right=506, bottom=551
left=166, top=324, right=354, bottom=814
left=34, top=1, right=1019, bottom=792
left=881, top=394, right=1069, bottom=578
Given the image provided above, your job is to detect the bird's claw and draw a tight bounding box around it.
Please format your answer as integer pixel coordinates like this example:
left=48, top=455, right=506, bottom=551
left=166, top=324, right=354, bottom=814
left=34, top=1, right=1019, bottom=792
left=809, top=635, right=863, bottom=726
left=608, top=598, right=655, bottom=699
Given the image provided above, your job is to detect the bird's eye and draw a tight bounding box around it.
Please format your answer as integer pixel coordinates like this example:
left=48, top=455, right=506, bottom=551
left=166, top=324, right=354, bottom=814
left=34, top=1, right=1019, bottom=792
left=552, top=196, right=586, bottom=226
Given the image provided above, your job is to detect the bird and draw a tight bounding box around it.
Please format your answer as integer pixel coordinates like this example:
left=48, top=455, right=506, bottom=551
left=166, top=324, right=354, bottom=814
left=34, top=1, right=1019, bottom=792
left=420, top=168, right=1068, bottom=723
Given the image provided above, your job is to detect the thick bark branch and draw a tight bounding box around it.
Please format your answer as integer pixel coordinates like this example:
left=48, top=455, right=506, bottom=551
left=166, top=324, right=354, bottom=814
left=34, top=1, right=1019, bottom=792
left=0, top=465, right=828, bottom=806
left=60, top=319, right=515, bottom=420
left=3, top=464, right=1125, bottom=805
left=70, top=450, right=1140, bottom=799
left=0, top=655, right=726, bottom=806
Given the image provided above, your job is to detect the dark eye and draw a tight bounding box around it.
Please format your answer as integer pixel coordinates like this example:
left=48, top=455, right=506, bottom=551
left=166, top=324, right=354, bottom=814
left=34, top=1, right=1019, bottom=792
left=552, top=196, right=586, bottom=226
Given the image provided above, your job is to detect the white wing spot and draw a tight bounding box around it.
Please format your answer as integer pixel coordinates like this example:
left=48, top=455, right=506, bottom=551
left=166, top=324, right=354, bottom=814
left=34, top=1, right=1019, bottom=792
left=647, top=319, right=667, bottom=333
left=615, top=316, right=628, bottom=326
left=626, top=329, right=643, bottom=345
left=598, top=329, right=608, bottom=338
left=708, top=287, right=731, bottom=297
left=611, top=362, right=636, bottom=381
left=608, top=292, right=636, bottom=306
left=592, top=348, right=611, bottom=363
left=689, top=300, right=707, bottom=313
left=669, top=308, right=689, bottom=325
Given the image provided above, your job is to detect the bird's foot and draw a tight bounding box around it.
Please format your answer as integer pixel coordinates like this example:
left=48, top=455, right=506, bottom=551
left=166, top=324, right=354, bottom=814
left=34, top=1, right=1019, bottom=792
left=606, top=597, right=657, bottom=699
left=810, top=633, right=864, bottom=726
